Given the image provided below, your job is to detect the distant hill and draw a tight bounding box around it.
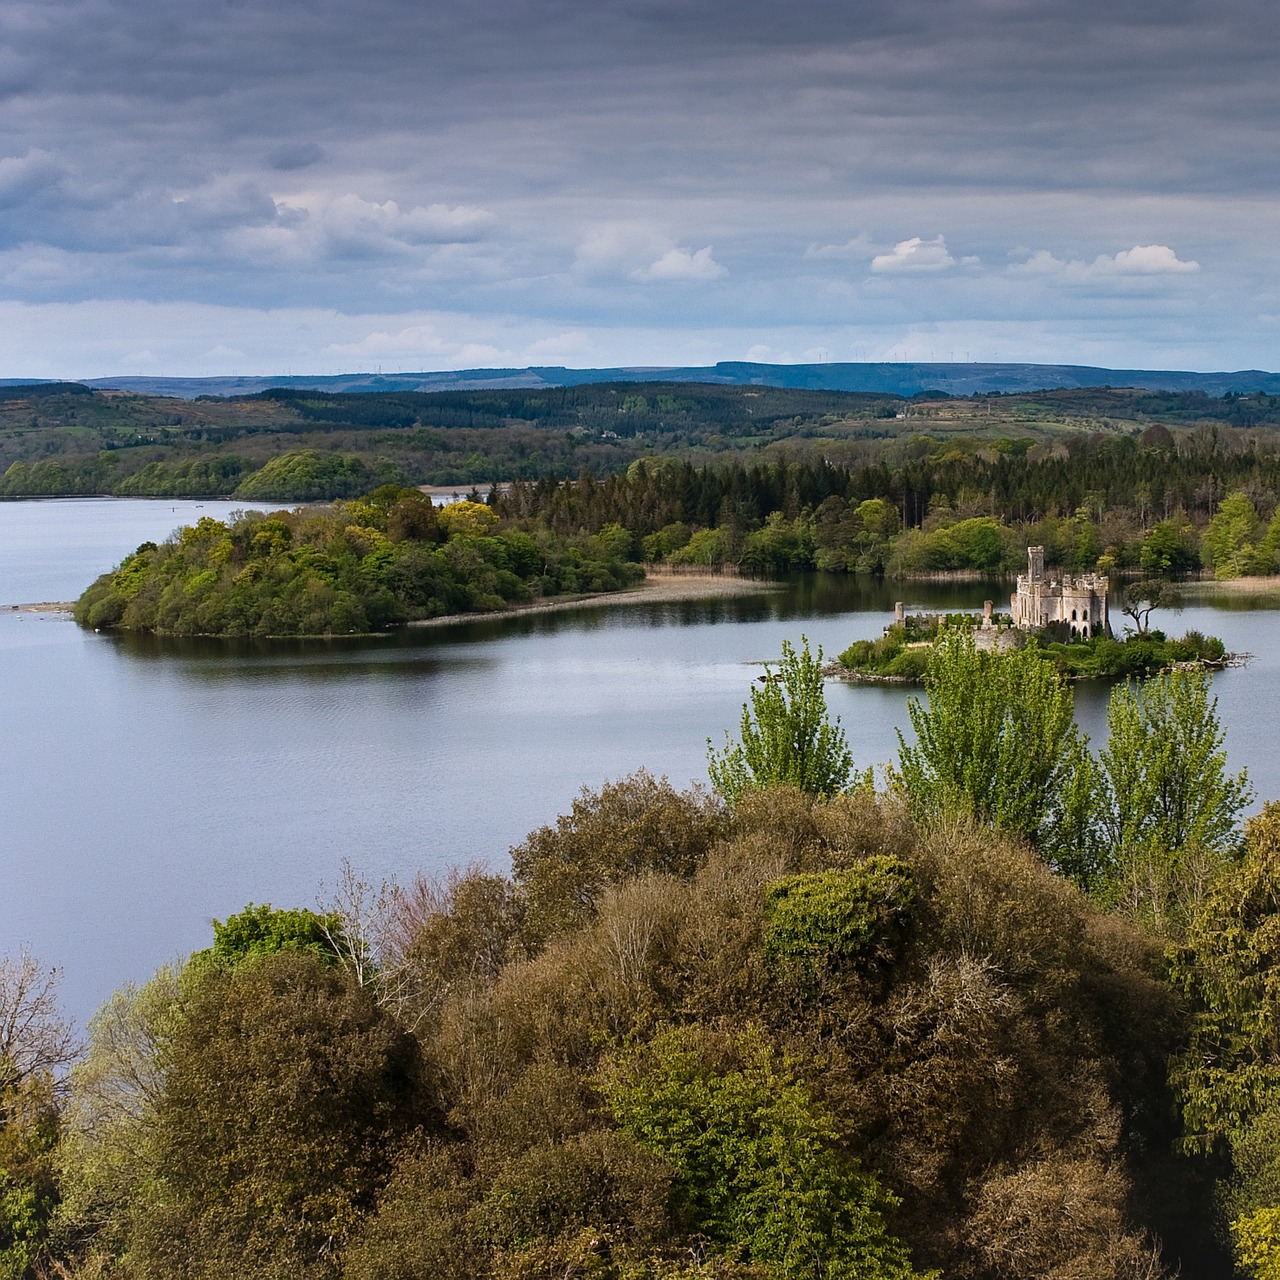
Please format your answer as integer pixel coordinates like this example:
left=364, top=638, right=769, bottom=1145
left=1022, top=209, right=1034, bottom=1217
left=3, top=361, right=1278, bottom=399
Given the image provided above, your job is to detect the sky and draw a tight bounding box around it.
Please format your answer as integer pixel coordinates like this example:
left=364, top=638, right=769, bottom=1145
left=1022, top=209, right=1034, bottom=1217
left=1, top=0, right=1279, bottom=378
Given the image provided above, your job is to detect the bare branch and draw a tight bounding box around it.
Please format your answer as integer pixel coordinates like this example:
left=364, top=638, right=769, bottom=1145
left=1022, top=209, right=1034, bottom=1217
left=0, top=949, right=78, bottom=1094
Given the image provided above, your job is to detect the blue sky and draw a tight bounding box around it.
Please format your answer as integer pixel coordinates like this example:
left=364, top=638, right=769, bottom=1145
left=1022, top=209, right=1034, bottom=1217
left=1, top=0, right=1278, bottom=378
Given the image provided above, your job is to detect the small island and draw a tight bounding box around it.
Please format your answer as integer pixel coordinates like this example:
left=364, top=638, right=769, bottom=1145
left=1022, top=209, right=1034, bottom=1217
left=834, top=547, right=1229, bottom=683
left=73, top=488, right=645, bottom=638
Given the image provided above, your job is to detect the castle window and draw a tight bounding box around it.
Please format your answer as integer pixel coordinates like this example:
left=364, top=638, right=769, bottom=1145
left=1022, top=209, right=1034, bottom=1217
left=1071, top=609, right=1078, bottom=621
left=1083, top=608, right=1089, bottom=621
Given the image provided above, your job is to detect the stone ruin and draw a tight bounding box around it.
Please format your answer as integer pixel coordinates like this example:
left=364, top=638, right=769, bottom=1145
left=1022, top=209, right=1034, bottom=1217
left=1010, top=546, right=1110, bottom=638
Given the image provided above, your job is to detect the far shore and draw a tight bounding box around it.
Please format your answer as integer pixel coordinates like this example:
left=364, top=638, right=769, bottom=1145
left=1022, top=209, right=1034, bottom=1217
left=1182, top=575, right=1280, bottom=596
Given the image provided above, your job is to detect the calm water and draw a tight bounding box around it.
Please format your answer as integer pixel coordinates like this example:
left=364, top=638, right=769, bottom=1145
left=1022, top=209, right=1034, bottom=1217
left=1, top=498, right=1277, bottom=1026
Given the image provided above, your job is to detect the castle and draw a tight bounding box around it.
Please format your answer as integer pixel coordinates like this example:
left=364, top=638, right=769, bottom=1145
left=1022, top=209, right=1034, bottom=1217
left=1010, top=546, right=1110, bottom=638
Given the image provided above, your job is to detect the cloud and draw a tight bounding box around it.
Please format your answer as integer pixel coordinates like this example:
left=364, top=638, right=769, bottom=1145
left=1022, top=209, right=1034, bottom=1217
left=804, top=235, right=872, bottom=260
left=630, top=246, right=726, bottom=283
left=871, top=236, right=975, bottom=273
left=574, top=224, right=668, bottom=275
left=1106, top=244, right=1200, bottom=275
left=0, top=151, right=65, bottom=208
left=0, top=0, right=1270, bottom=367
left=266, top=142, right=326, bottom=172
left=324, top=323, right=507, bottom=366
left=574, top=225, right=726, bottom=284
left=521, top=330, right=593, bottom=361
left=1012, top=244, right=1201, bottom=280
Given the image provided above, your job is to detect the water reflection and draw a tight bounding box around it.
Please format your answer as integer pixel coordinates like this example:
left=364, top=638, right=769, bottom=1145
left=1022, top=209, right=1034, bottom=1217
left=105, top=573, right=1012, bottom=677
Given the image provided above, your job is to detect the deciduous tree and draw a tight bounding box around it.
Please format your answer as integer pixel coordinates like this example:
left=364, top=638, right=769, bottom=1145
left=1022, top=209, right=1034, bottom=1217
left=708, top=636, right=855, bottom=806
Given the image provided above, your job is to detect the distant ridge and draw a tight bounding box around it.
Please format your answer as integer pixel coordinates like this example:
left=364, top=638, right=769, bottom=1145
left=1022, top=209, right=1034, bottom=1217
left=4, top=361, right=1280, bottom=399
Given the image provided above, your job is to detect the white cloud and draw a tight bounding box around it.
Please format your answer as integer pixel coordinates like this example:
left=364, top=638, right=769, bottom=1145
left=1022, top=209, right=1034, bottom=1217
left=574, top=223, right=669, bottom=274
left=871, top=235, right=969, bottom=273
left=324, top=323, right=507, bottom=365
left=574, top=224, right=725, bottom=283
left=1107, top=244, right=1200, bottom=274
left=630, top=245, right=726, bottom=283
left=221, top=192, right=496, bottom=267
left=1012, top=243, right=1200, bottom=279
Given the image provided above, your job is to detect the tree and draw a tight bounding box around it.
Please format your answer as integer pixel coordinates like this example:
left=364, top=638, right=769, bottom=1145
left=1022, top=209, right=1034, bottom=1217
left=0, top=952, right=76, bottom=1098
left=511, top=770, right=722, bottom=945
left=1204, top=491, right=1265, bottom=579
left=130, top=953, right=427, bottom=1280
left=1169, top=806, right=1280, bottom=1275
left=0, top=952, right=74, bottom=1280
left=1120, top=578, right=1183, bottom=635
left=603, top=1025, right=926, bottom=1279
left=707, top=636, right=855, bottom=806
left=1097, top=667, right=1253, bottom=931
left=895, top=633, right=1093, bottom=874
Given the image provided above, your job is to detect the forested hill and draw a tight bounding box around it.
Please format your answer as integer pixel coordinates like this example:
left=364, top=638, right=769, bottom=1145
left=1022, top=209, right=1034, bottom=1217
left=5, top=377, right=1280, bottom=499
left=7, top=358, right=1278, bottom=398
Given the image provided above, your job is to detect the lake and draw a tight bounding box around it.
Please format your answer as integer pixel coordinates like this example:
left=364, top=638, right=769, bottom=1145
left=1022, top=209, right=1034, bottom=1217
left=1, top=497, right=1276, bottom=1026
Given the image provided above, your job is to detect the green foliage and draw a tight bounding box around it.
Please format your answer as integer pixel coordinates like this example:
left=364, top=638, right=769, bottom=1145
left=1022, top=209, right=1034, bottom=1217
left=1169, top=805, right=1280, bottom=1151
left=1169, top=806, right=1280, bottom=1270
left=0, top=1077, right=60, bottom=1280
left=235, top=449, right=374, bottom=501
left=1204, top=491, right=1268, bottom=579
left=1040, top=628, right=1224, bottom=679
left=762, top=858, right=915, bottom=976
left=896, top=632, right=1090, bottom=864
left=708, top=637, right=856, bottom=806
left=204, top=902, right=342, bottom=969
left=836, top=626, right=932, bottom=680
left=1234, top=1207, right=1280, bottom=1280
left=602, top=1026, right=928, bottom=1280
left=1140, top=518, right=1199, bottom=577
left=74, top=494, right=642, bottom=637
left=510, top=770, right=722, bottom=945
left=131, top=952, right=426, bottom=1280
left=1096, top=668, right=1252, bottom=929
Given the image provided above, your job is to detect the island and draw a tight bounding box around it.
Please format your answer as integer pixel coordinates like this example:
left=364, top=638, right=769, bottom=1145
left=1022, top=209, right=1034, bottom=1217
left=73, top=488, right=647, bottom=637
left=833, top=547, right=1229, bottom=682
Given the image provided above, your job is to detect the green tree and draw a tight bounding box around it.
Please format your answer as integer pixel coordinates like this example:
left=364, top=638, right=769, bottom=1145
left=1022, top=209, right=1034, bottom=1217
left=1170, top=806, right=1280, bottom=1272
left=1120, top=578, right=1183, bottom=635
left=602, top=1025, right=928, bottom=1279
left=1204, top=491, right=1265, bottom=579
left=708, top=637, right=855, bottom=806
left=129, top=952, right=426, bottom=1280
left=1140, top=518, right=1198, bottom=577
left=895, top=633, right=1094, bottom=877
left=201, top=902, right=343, bottom=969
left=1096, top=667, right=1252, bottom=930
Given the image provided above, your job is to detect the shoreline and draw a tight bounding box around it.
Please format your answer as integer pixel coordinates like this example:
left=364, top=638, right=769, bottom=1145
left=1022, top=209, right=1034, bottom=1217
left=1182, top=575, right=1280, bottom=597
left=407, top=571, right=780, bottom=628
left=8, top=573, right=779, bottom=633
